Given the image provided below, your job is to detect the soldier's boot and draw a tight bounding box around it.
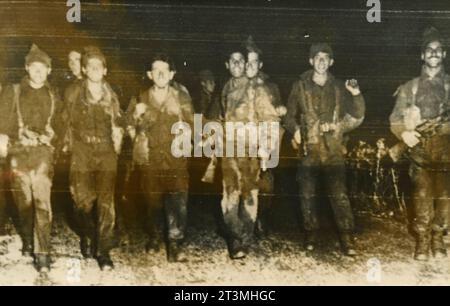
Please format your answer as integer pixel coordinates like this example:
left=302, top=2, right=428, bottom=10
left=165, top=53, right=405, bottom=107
left=97, top=253, right=114, bottom=271
left=145, top=232, right=161, bottom=254
left=80, top=236, right=94, bottom=259
left=431, top=231, right=447, bottom=259
left=414, top=232, right=430, bottom=261
left=340, top=233, right=357, bottom=257
left=146, top=239, right=161, bottom=254
left=167, top=240, right=188, bottom=263
left=228, top=238, right=247, bottom=260
left=304, top=231, right=318, bottom=252
left=254, top=218, right=267, bottom=240
left=0, top=235, right=10, bottom=255
left=34, top=254, right=51, bottom=273
left=22, top=241, right=33, bottom=257
left=0, top=242, right=6, bottom=255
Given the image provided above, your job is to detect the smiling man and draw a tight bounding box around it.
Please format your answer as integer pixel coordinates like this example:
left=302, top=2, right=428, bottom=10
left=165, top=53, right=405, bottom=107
left=64, top=46, right=124, bottom=270
left=0, top=44, right=64, bottom=272
left=284, top=42, right=365, bottom=256
left=390, top=27, right=450, bottom=261
left=126, top=54, right=194, bottom=263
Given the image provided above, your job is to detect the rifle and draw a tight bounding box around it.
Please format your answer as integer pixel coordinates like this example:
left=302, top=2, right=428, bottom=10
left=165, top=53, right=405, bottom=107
left=389, top=109, right=450, bottom=164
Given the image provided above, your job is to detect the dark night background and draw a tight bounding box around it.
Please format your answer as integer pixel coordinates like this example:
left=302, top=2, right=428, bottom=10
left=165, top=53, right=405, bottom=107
left=1, top=0, right=450, bottom=144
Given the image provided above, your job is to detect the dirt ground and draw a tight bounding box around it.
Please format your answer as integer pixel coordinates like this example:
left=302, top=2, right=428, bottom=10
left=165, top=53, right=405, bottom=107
left=0, top=193, right=450, bottom=286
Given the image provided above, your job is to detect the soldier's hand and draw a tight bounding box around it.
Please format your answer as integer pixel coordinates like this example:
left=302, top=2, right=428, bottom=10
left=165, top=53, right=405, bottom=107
left=127, top=126, right=137, bottom=140
left=38, top=134, right=52, bottom=145
left=345, top=79, right=361, bottom=96
left=320, top=123, right=336, bottom=133
left=62, top=144, right=70, bottom=154
left=293, top=129, right=302, bottom=145
left=134, top=103, right=147, bottom=119
left=0, top=134, right=8, bottom=158
left=401, top=130, right=421, bottom=148
left=276, top=106, right=287, bottom=117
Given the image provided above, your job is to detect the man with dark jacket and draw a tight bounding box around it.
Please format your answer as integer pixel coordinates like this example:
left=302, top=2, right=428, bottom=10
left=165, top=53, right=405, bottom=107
left=284, top=43, right=365, bottom=256
left=63, top=46, right=124, bottom=270
left=390, top=27, right=450, bottom=261
left=0, top=44, right=64, bottom=271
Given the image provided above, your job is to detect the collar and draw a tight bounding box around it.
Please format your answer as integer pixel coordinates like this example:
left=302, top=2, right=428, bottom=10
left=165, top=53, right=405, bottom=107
left=420, top=65, right=446, bottom=81
left=147, top=85, right=177, bottom=108
left=301, top=69, right=335, bottom=87
left=81, top=79, right=113, bottom=106
left=21, top=76, right=52, bottom=91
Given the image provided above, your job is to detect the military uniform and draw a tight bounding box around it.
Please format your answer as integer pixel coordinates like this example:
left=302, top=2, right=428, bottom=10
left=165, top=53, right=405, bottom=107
left=126, top=85, right=193, bottom=260
left=284, top=70, right=365, bottom=247
left=390, top=67, right=450, bottom=257
left=64, top=79, right=123, bottom=261
left=0, top=76, right=63, bottom=262
left=221, top=76, right=281, bottom=257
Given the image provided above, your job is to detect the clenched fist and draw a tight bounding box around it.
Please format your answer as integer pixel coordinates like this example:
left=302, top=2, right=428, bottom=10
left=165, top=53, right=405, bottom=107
left=276, top=106, right=287, bottom=117
left=345, top=79, right=361, bottom=96
left=293, top=129, right=302, bottom=145
left=134, top=103, right=148, bottom=119
left=401, top=130, right=421, bottom=148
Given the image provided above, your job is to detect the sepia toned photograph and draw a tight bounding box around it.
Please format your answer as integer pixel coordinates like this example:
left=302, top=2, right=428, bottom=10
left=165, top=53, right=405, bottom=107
left=0, top=0, right=450, bottom=290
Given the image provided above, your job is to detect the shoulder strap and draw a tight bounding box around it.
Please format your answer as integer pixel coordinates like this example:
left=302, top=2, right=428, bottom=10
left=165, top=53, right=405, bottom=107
left=333, top=83, right=341, bottom=124
left=299, top=80, right=312, bottom=114
left=444, top=76, right=450, bottom=104
left=45, top=87, right=56, bottom=137
left=12, top=84, right=24, bottom=129
left=410, top=77, right=420, bottom=107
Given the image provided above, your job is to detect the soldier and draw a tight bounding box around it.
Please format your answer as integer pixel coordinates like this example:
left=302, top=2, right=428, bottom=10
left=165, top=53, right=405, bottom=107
left=0, top=44, right=64, bottom=271
left=53, top=49, right=84, bottom=226
left=190, top=70, right=220, bottom=207
left=126, top=54, right=194, bottom=262
left=389, top=27, right=450, bottom=261
left=64, top=46, right=124, bottom=270
left=243, top=36, right=286, bottom=237
left=65, top=49, right=83, bottom=86
left=58, top=49, right=84, bottom=101
left=284, top=43, right=365, bottom=256
left=219, top=45, right=281, bottom=259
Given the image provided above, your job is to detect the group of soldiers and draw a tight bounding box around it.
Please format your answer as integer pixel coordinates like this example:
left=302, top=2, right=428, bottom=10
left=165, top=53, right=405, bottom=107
left=0, top=26, right=449, bottom=273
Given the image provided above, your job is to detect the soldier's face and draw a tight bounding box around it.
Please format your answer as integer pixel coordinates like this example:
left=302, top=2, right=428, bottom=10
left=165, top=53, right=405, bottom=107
left=26, top=62, right=51, bottom=87
left=246, top=52, right=263, bottom=79
left=68, top=51, right=81, bottom=77
left=309, top=52, right=334, bottom=75
left=202, top=80, right=215, bottom=93
left=147, top=60, right=175, bottom=89
left=225, top=52, right=245, bottom=78
left=83, top=58, right=107, bottom=83
left=422, top=41, right=446, bottom=68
